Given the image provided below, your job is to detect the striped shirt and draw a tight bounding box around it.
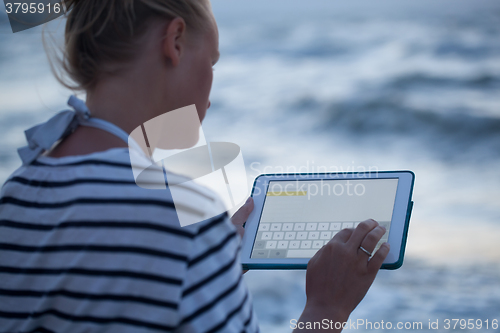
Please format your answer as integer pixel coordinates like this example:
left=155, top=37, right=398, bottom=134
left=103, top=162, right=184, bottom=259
left=0, top=148, right=259, bottom=333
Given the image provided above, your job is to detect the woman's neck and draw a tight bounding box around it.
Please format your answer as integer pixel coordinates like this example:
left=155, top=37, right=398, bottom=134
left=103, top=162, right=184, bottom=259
left=46, top=126, right=128, bottom=158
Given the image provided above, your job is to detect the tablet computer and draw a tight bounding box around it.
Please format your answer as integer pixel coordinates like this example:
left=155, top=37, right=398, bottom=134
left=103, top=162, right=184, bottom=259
left=240, top=171, right=414, bottom=270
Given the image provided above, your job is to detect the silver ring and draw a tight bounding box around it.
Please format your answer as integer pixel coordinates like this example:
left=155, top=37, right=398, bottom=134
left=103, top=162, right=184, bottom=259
left=359, top=246, right=372, bottom=257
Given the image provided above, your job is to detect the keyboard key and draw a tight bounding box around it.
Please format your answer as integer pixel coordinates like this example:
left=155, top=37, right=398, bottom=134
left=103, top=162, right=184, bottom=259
left=300, top=240, right=312, bottom=249
left=380, top=222, right=391, bottom=230
left=289, top=241, right=300, bottom=249
left=282, top=223, right=294, bottom=231
left=285, top=232, right=296, bottom=240
left=270, top=223, right=282, bottom=231
left=287, top=249, right=317, bottom=258
left=252, top=249, right=269, bottom=258
left=269, top=249, right=287, bottom=258
left=306, top=223, right=317, bottom=231
left=272, top=232, right=284, bottom=240
left=320, top=231, right=332, bottom=240
left=294, top=223, right=305, bottom=231
left=318, top=223, right=329, bottom=230
left=261, top=232, right=272, bottom=240
left=342, top=222, right=354, bottom=229
left=277, top=241, right=289, bottom=249
left=259, top=223, right=270, bottom=231
left=309, top=231, right=319, bottom=240
left=266, top=241, right=277, bottom=249
left=312, top=240, right=323, bottom=249
left=254, top=241, right=266, bottom=249
left=297, top=232, right=308, bottom=240
left=330, top=223, right=341, bottom=231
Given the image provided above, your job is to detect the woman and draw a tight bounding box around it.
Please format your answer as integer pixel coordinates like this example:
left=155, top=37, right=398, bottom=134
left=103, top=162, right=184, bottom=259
left=0, top=0, right=390, bottom=332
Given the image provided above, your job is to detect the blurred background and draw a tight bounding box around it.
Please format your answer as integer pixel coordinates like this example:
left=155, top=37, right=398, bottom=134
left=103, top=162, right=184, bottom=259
left=1, top=0, right=500, bottom=331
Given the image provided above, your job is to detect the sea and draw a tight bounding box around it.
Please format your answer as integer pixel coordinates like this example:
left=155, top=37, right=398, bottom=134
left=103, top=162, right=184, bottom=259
left=1, top=0, right=500, bottom=332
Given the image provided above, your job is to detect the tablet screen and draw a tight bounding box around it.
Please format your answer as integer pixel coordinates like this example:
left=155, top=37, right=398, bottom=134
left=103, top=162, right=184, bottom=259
left=251, top=178, right=399, bottom=259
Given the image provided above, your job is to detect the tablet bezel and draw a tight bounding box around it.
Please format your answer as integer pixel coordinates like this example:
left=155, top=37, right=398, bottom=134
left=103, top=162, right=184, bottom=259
left=240, top=171, right=414, bottom=270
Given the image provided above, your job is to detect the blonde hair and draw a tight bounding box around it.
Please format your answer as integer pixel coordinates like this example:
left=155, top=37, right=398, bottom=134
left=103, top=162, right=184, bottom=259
left=49, top=0, right=212, bottom=91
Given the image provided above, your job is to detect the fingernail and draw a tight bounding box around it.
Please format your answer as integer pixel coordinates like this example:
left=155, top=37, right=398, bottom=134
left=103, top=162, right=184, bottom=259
left=246, top=197, right=252, bottom=204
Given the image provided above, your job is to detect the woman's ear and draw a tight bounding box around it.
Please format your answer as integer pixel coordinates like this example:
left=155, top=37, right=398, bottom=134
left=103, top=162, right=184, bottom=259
left=162, top=17, right=187, bottom=67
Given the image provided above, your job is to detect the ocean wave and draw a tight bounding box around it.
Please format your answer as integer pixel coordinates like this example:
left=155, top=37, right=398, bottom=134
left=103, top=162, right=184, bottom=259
left=291, top=94, right=500, bottom=158
left=388, top=73, right=500, bottom=91
left=434, top=40, right=500, bottom=60
left=326, top=98, right=500, bottom=135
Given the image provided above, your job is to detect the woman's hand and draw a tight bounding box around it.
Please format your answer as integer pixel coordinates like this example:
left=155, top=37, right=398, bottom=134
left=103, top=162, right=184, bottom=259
left=295, top=219, right=390, bottom=332
left=230, top=197, right=254, bottom=238
left=230, top=197, right=254, bottom=275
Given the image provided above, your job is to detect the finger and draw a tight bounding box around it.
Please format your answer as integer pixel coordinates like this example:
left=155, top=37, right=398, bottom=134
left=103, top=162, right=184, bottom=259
left=359, top=225, right=386, bottom=254
left=368, top=242, right=390, bottom=272
left=231, top=197, right=254, bottom=227
left=330, top=228, right=353, bottom=243
left=346, top=219, right=378, bottom=248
